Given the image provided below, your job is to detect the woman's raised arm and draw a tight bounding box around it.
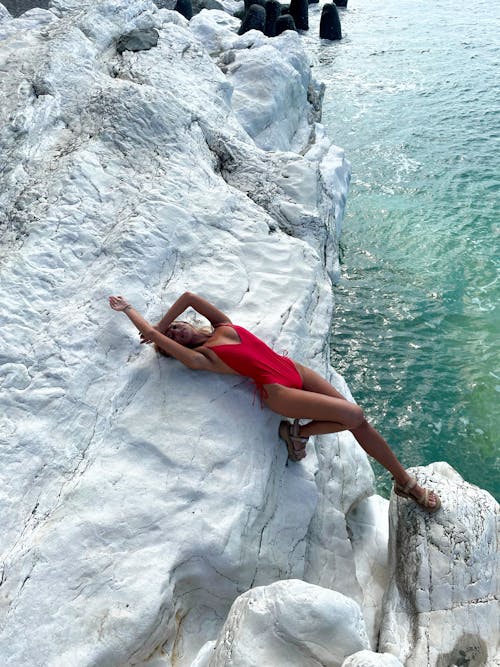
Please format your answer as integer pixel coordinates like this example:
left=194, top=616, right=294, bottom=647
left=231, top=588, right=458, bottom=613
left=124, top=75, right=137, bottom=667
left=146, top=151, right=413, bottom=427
left=155, top=292, right=231, bottom=332
left=108, top=296, right=214, bottom=370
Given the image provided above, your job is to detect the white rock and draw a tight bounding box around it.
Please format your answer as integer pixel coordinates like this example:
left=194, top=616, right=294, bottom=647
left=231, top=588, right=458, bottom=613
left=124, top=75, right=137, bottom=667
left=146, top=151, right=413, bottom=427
left=303, top=427, right=377, bottom=604
left=0, top=2, right=360, bottom=666
left=209, top=579, right=370, bottom=667
left=0, top=5, right=56, bottom=37
left=341, top=650, right=404, bottom=667
left=0, top=3, right=11, bottom=22
left=2, top=2, right=494, bottom=667
left=191, top=641, right=217, bottom=667
left=227, top=31, right=313, bottom=152
left=189, top=9, right=241, bottom=55
left=216, top=0, right=243, bottom=14
left=379, top=462, right=500, bottom=666
left=190, top=13, right=317, bottom=153
left=347, top=494, right=390, bottom=648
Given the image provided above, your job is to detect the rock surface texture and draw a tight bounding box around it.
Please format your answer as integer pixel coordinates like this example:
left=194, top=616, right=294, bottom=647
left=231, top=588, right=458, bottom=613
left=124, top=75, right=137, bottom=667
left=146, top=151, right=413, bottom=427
left=380, top=463, right=499, bottom=666
left=341, top=650, right=403, bottom=667
left=207, top=579, right=370, bottom=666
left=0, top=2, right=498, bottom=667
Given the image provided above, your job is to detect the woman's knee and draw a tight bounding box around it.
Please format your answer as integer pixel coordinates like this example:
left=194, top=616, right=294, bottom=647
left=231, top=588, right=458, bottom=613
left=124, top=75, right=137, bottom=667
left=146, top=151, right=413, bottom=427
left=346, top=405, right=366, bottom=431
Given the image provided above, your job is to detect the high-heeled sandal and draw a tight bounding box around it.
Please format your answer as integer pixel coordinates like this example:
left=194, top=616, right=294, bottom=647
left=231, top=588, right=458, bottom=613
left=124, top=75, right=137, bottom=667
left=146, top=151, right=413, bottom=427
left=393, top=476, right=442, bottom=513
left=279, top=419, right=308, bottom=462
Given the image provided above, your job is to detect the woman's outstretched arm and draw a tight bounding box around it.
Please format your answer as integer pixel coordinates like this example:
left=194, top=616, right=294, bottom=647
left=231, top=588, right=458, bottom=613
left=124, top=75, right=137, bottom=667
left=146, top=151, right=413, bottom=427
left=108, top=296, right=214, bottom=370
left=155, top=292, right=231, bottom=332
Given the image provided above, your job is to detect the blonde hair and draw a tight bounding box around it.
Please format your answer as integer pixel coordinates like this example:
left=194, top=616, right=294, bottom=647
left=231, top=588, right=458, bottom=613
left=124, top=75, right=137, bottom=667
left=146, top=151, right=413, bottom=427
left=154, top=319, right=213, bottom=357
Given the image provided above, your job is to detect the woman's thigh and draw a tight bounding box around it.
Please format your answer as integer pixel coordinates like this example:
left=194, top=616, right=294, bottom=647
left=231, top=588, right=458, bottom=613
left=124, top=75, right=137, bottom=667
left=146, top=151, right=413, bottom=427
left=264, top=384, right=363, bottom=425
left=294, top=362, right=349, bottom=401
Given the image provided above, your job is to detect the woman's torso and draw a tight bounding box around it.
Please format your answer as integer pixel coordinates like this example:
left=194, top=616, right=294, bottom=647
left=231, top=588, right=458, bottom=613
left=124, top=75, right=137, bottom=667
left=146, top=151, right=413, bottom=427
left=200, top=324, right=303, bottom=391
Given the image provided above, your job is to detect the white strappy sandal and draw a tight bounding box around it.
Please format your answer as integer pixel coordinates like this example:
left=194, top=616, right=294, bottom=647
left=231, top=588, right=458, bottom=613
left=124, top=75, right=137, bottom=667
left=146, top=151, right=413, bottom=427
left=394, top=476, right=442, bottom=513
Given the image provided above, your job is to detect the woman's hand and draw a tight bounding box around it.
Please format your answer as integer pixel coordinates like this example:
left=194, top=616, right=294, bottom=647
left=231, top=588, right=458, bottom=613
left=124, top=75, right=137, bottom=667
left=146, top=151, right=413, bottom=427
left=109, top=295, right=131, bottom=311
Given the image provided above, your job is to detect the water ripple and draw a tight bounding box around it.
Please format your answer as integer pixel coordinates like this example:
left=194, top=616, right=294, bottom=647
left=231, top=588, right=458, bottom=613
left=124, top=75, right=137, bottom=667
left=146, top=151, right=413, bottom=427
left=310, top=0, right=500, bottom=498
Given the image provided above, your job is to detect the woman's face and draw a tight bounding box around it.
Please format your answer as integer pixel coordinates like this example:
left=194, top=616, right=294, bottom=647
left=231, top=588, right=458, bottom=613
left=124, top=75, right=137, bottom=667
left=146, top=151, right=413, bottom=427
left=166, top=321, right=194, bottom=346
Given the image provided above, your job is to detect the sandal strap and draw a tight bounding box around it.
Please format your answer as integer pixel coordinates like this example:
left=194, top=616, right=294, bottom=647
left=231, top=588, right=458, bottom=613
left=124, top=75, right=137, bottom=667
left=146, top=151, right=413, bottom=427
left=401, top=476, right=417, bottom=494
left=291, top=419, right=301, bottom=438
left=290, top=419, right=307, bottom=450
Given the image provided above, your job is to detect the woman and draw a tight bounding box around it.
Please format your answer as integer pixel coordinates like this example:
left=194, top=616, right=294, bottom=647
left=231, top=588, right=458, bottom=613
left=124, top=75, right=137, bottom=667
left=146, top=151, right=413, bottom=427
left=108, top=291, right=441, bottom=512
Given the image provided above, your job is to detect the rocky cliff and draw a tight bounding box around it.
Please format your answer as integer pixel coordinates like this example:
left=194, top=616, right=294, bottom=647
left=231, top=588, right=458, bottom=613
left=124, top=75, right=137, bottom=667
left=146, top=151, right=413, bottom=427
left=0, top=2, right=498, bottom=666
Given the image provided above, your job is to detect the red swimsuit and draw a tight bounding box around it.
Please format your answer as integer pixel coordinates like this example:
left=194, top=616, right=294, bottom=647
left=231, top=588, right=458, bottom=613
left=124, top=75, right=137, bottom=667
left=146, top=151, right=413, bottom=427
left=208, top=324, right=303, bottom=399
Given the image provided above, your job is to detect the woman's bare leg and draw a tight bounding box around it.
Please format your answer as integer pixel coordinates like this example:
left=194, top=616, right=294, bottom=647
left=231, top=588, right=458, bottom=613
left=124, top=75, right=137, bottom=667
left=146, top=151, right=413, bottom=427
left=265, top=364, right=438, bottom=507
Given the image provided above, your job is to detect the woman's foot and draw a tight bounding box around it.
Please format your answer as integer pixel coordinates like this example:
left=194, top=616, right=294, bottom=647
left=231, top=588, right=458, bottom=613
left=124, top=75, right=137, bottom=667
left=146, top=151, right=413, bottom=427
left=394, top=476, right=441, bottom=513
left=279, top=419, right=308, bottom=462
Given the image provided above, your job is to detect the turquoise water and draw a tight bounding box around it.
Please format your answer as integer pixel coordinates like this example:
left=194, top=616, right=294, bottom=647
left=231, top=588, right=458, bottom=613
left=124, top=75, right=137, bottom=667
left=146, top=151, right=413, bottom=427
left=306, top=0, right=499, bottom=499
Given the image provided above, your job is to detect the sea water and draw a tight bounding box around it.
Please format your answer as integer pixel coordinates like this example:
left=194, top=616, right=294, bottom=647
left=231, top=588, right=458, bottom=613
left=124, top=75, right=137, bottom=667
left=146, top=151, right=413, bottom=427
left=305, top=0, right=499, bottom=498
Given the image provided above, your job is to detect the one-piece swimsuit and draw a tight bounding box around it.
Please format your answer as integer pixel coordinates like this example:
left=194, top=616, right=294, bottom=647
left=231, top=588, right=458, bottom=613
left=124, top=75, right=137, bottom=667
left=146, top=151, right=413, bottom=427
left=207, top=324, right=303, bottom=402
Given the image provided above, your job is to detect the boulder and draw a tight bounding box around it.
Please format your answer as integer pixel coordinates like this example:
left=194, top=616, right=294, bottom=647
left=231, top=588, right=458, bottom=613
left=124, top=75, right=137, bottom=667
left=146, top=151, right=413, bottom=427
left=379, top=462, right=500, bottom=666
left=1, top=0, right=48, bottom=17
left=0, top=2, right=11, bottom=21
left=209, top=580, right=370, bottom=666
left=0, top=3, right=352, bottom=665
left=342, top=651, right=403, bottom=667
left=116, top=28, right=159, bottom=53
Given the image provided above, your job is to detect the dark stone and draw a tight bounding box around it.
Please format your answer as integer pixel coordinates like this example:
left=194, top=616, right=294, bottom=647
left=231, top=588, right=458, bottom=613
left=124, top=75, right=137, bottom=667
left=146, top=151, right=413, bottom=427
left=289, top=0, right=308, bottom=30
left=116, top=29, right=159, bottom=54
left=191, top=0, right=224, bottom=11
left=275, top=14, right=297, bottom=35
left=320, top=3, right=341, bottom=40
left=175, top=0, right=193, bottom=19
left=334, top=0, right=348, bottom=6
left=244, top=0, right=267, bottom=10
left=238, top=4, right=266, bottom=35
left=264, top=0, right=281, bottom=37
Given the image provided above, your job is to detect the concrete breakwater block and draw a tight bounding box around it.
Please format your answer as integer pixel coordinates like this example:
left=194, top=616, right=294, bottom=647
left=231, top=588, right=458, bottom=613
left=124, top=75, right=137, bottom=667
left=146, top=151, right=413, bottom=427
left=320, top=3, right=342, bottom=40
left=289, top=0, right=308, bottom=30
left=238, top=4, right=266, bottom=34
left=275, top=13, right=297, bottom=35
